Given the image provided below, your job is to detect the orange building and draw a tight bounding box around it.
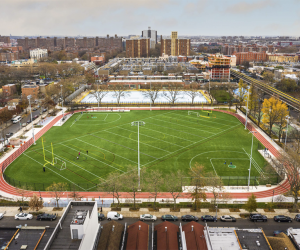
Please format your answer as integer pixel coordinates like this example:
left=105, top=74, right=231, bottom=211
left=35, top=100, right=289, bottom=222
left=21, top=85, right=39, bottom=100
left=233, top=51, right=267, bottom=65
left=2, top=84, right=17, bottom=97
left=208, top=53, right=231, bottom=80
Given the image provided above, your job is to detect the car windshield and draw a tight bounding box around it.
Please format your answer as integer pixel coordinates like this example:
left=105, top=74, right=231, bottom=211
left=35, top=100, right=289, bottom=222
left=150, top=215, right=153, bottom=218
left=117, top=213, right=120, bottom=217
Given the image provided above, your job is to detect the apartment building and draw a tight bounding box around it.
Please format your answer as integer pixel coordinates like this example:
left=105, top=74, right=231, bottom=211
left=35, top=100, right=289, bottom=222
left=30, top=48, right=48, bottom=60
left=21, top=85, right=39, bottom=100
left=142, top=27, right=157, bottom=48
left=267, top=53, right=299, bottom=62
left=208, top=53, right=231, bottom=80
left=126, top=38, right=150, bottom=58
left=2, top=84, right=17, bottom=97
left=161, top=32, right=191, bottom=56
left=0, top=35, right=10, bottom=43
left=222, top=44, right=275, bottom=55
left=0, top=51, right=19, bottom=62
left=233, top=51, right=267, bottom=65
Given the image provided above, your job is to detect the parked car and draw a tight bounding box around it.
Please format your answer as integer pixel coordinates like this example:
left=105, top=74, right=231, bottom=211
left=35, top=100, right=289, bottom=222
left=295, top=214, right=300, bottom=222
left=161, top=214, right=178, bottom=221
left=140, top=214, right=157, bottom=221
left=201, top=215, right=217, bottom=222
left=33, top=108, right=38, bottom=111
left=0, top=212, right=5, bottom=220
left=249, top=213, right=268, bottom=222
left=181, top=215, right=199, bottom=222
left=15, top=213, right=33, bottom=220
left=43, top=108, right=47, bottom=113
left=33, top=115, right=39, bottom=120
left=274, top=215, right=292, bottom=223
left=36, top=213, right=56, bottom=221
left=273, top=230, right=287, bottom=236
left=6, top=132, right=13, bottom=138
left=98, top=213, right=105, bottom=221
left=220, top=215, right=236, bottom=222
left=22, top=123, right=27, bottom=127
left=107, top=212, right=123, bottom=221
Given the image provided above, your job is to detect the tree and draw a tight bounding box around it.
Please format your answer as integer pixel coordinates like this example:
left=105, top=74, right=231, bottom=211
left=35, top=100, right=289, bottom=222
left=29, top=194, right=44, bottom=211
left=262, top=96, right=289, bottom=137
left=98, top=172, right=123, bottom=207
left=123, top=166, right=142, bottom=210
left=189, top=164, right=206, bottom=210
left=262, top=71, right=275, bottom=84
left=185, top=83, right=200, bottom=105
left=46, top=182, right=67, bottom=208
left=162, top=83, right=182, bottom=105
left=206, top=172, right=224, bottom=206
left=237, top=79, right=247, bottom=108
left=244, top=193, right=257, bottom=212
left=274, top=150, right=300, bottom=210
left=19, top=97, right=29, bottom=113
left=165, top=170, right=184, bottom=210
left=291, top=128, right=300, bottom=153
left=15, top=185, right=30, bottom=209
left=89, top=84, right=108, bottom=107
left=69, top=184, right=83, bottom=201
left=111, top=84, right=129, bottom=105
left=0, top=109, right=12, bottom=127
left=142, top=84, right=162, bottom=105
left=145, top=170, right=164, bottom=210
left=276, top=78, right=297, bottom=93
left=84, top=71, right=96, bottom=84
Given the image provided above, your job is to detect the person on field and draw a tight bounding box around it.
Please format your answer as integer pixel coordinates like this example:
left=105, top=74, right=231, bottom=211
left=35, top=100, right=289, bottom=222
left=86, top=150, right=88, bottom=155
left=224, top=161, right=226, bottom=165
left=78, top=152, right=80, bottom=156
left=77, top=156, right=79, bottom=160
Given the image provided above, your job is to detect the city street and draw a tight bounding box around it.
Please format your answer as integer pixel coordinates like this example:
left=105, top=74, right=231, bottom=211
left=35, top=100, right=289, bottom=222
left=1, top=215, right=299, bottom=236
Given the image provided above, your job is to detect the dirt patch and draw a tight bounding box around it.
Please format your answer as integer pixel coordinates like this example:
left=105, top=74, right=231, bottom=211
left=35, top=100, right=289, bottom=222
left=209, top=208, right=219, bottom=212
left=240, top=213, right=250, bottom=218
left=111, top=207, right=121, bottom=211
left=53, top=207, right=63, bottom=211
left=229, top=208, right=240, bottom=212
left=149, top=208, right=159, bottom=212
left=190, top=208, right=201, bottom=212
left=129, top=208, right=140, bottom=211
left=264, top=208, right=275, bottom=212
left=170, top=208, right=180, bottom=212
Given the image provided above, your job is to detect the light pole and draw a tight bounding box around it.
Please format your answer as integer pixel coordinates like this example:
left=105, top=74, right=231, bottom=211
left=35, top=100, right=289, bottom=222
left=245, top=87, right=250, bottom=130
left=150, top=80, right=152, bottom=111
left=248, top=131, right=257, bottom=191
left=27, top=95, right=35, bottom=145
left=131, top=121, right=145, bottom=190
left=60, top=85, right=64, bottom=119
left=285, top=116, right=290, bottom=150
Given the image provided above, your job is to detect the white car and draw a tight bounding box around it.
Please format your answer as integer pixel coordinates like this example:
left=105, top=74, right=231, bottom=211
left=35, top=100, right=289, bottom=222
left=15, top=213, right=33, bottom=220
left=0, top=212, right=5, bottom=219
left=140, top=214, right=157, bottom=221
left=220, top=215, right=236, bottom=222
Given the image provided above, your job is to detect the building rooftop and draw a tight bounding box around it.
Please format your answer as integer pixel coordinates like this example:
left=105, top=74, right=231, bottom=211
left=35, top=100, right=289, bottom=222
left=182, top=222, right=208, bottom=250
left=154, top=221, right=179, bottom=250
left=22, top=85, right=39, bottom=88
left=126, top=221, right=149, bottom=250
left=97, top=220, right=124, bottom=250
left=268, top=232, right=296, bottom=250
left=236, top=229, right=271, bottom=250
left=287, top=228, right=300, bottom=249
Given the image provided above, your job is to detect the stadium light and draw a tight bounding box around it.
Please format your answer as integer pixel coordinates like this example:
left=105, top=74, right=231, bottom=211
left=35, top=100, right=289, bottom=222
left=131, top=121, right=145, bottom=190
left=245, top=87, right=250, bottom=130
left=248, top=131, right=257, bottom=191
left=27, top=95, right=36, bottom=145
left=60, top=85, right=64, bottom=119
left=285, top=116, right=290, bottom=150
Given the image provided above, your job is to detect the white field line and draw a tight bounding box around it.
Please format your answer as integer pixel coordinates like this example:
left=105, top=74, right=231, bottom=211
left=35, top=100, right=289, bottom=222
left=104, top=130, right=171, bottom=153
left=172, top=112, right=239, bottom=128
left=210, top=157, right=250, bottom=177
left=150, top=117, right=215, bottom=135
left=209, top=159, right=219, bottom=176
left=60, top=143, right=126, bottom=173
left=141, top=123, right=241, bottom=168
left=142, top=126, right=195, bottom=143
left=76, top=138, right=137, bottom=165
left=23, top=153, right=87, bottom=191
left=242, top=148, right=264, bottom=176
left=70, top=113, right=83, bottom=127
left=117, top=126, right=184, bottom=149
left=103, top=113, right=108, bottom=121
left=176, top=110, right=241, bottom=125
left=44, top=148, right=104, bottom=180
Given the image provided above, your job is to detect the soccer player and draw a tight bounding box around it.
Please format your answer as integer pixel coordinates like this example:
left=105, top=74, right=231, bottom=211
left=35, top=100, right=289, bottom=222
left=78, top=152, right=80, bottom=156
left=86, top=150, right=88, bottom=155
left=224, top=161, right=226, bottom=165
left=77, top=156, right=79, bottom=160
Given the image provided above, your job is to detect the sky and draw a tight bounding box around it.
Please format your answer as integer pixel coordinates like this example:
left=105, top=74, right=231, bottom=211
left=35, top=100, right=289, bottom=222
left=1, top=0, right=300, bottom=37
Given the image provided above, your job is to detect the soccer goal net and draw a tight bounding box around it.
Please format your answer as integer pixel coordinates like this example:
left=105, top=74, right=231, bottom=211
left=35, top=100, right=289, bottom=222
left=54, top=157, right=66, bottom=171
left=188, top=111, right=199, bottom=117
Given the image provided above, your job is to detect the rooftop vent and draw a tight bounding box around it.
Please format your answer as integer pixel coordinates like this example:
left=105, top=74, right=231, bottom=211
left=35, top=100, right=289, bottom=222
left=165, top=227, right=167, bottom=232
left=112, top=225, right=115, bottom=232
left=139, top=225, right=141, bottom=231
left=256, top=241, right=260, bottom=246
left=191, top=225, right=194, bottom=232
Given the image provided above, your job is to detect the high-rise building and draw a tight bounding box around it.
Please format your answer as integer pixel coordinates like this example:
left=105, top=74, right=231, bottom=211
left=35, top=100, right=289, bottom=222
left=142, top=27, right=157, bottom=49
left=160, top=32, right=190, bottom=56
left=126, top=38, right=150, bottom=58
left=207, top=54, right=231, bottom=80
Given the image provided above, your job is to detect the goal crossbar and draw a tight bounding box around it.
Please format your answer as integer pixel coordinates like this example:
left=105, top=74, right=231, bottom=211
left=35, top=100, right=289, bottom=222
left=54, top=157, right=66, bottom=170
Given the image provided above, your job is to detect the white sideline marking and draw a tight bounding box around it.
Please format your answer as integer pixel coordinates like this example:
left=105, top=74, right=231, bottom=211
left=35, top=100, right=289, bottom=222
left=103, top=113, right=108, bottom=121
left=60, top=143, right=125, bottom=173
left=23, top=153, right=87, bottom=191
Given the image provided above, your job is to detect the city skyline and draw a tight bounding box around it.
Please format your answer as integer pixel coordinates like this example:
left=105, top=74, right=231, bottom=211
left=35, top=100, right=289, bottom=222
left=0, top=0, right=299, bottom=37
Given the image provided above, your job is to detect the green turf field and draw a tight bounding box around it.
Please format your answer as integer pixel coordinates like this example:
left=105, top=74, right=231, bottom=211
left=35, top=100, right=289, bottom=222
left=4, top=110, right=278, bottom=191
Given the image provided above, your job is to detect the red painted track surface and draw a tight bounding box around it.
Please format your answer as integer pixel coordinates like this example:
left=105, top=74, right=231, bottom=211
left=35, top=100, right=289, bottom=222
left=0, top=107, right=289, bottom=199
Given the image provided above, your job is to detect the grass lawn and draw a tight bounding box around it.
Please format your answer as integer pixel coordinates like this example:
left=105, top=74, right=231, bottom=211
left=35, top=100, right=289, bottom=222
left=4, top=110, right=278, bottom=191
left=210, top=90, right=233, bottom=103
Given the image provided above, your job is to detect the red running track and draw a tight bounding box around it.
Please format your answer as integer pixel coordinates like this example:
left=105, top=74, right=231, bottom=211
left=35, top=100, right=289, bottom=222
left=0, top=107, right=289, bottom=200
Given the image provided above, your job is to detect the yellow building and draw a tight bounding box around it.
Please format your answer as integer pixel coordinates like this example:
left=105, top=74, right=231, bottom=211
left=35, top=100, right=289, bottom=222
left=267, top=54, right=298, bottom=63
left=189, top=60, right=207, bottom=71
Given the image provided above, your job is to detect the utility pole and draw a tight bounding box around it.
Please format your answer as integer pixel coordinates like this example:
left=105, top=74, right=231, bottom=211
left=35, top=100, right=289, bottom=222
left=245, top=88, right=250, bottom=130
left=248, top=131, right=257, bottom=191
left=27, top=95, right=35, bottom=145
left=60, top=85, right=64, bottom=119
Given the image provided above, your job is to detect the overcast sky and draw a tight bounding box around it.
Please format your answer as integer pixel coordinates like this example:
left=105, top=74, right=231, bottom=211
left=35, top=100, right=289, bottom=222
left=1, top=0, right=299, bottom=37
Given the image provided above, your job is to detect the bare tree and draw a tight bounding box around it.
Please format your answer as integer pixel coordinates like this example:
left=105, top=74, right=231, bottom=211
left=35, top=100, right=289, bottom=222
left=89, top=84, right=108, bottom=107
left=165, top=170, right=184, bottom=210
left=46, top=182, right=67, bottom=208
left=69, top=184, right=83, bottom=201
left=206, top=172, right=224, bottom=206
left=29, top=194, right=44, bottom=211
left=189, top=164, right=207, bottom=210
left=185, top=83, right=200, bottom=105
left=162, top=83, right=182, bottom=105
left=142, top=84, right=162, bottom=105
left=110, top=84, right=129, bottom=105
left=145, top=170, right=164, bottom=210
left=98, top=172, right=123, bottom=207
left=15, top=185, right=30, bottom=209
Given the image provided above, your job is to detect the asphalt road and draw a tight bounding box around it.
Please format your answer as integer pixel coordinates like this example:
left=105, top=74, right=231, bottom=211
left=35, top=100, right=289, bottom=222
left=1, top=216, right=299, bottom=236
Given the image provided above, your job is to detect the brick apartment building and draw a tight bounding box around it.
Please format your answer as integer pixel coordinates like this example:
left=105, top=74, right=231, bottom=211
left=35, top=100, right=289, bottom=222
left=222, top=44, right=275, bottom=55
left=126, top=39, right=150, bottom=58
left=208, top=53, right=231, bottom=80
left=0, top=51, right=19, bottom=62
left=0, top=35, right=10, bottom=43
left=21, top=85, right=39, bottom=100
left=161, top=32, right=191, bottom=56
left=2, top=84, right=17, bottom=97
left=233, top=51, right=267, bottom=65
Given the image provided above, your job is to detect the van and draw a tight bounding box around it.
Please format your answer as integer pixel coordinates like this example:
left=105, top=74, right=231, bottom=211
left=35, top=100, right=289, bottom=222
left=107, top=212, right=123, bottom=221
left=12, top=116, right=22, bottom=124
